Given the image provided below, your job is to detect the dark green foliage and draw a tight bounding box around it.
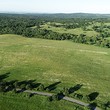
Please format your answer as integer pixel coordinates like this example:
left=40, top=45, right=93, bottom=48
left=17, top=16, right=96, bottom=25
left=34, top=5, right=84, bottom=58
left=0, top=81, right=7, bottom=92
left=25, top=84, right=33, bottom=90
left=12, top=88, right=17, bottom=93
left=38, top=84, right=44, bottom=91
left=52, top=94, right=59, bottom=101
left=45, top=88, right=50, bottom=92
left=88, top=92, right=99, bottom=101
left=106, top=101, right=110, bottom=108
left=73, top=93, right=83, bottom=100
left=88, top=102, right=97, bottom=110
left=63, top=87, right=69, bottom=96
left=28, top=93, right=34, bottom=98
left=83, top=106, right=90, bottom=110
left=103, top=101, right=110, bottom=109
left=23, top=28, right=36, bottom=37
left=76, top=93, right=83, bottom=100
left=0, top=85, right=5, bottom=92
left=47, top=96, right=52, bottom=102
left=20, top=84, right=26, bottom=90
left=13, top=81, right=19, bottom=88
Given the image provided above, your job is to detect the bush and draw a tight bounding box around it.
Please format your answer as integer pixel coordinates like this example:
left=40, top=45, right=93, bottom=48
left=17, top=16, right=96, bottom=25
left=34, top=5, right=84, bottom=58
left=13, top=81, right=19, bottom=88
left=20, top=84, right=26, bottom=90
left=45, top=88, right=50, bottom=92
left=52, top=94, right=59, bottom=101
left=63, top=87, right=69, bottom=96
left=25, top=84, right=33, bottom=90
left=38, top=84, right=44, bottom=91
left=83, top=106, right=90, bottom=110
left=0, top=85, right=5, bottom=92
left=47, top=96, right=52, bottom=102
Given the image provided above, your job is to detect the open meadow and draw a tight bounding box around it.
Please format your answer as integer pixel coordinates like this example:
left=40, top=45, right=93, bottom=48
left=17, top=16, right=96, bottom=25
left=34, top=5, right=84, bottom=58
left=0, top=34, right=110, bottom=109
left=40, top=22, right=99, bottom=37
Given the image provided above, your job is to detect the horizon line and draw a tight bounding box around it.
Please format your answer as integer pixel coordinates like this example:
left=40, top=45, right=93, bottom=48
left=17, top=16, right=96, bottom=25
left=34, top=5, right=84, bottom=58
left=0, top=11, right=110, bottom=15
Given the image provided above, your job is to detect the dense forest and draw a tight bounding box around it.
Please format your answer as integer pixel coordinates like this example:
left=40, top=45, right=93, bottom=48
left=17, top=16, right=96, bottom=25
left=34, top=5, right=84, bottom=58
left=0, top=13, right=110, bottom=48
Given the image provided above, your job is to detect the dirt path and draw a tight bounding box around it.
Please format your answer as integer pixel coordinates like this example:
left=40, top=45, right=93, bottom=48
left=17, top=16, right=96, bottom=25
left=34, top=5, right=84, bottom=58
left=24, top=90, right=52, bottom=96
left=21, top=90, right=101, bottom=110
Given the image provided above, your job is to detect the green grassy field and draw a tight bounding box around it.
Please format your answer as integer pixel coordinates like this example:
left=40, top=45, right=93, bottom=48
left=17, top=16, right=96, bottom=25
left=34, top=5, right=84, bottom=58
left=0, top=34, right=110, bottom=109
left=0, top=92, right=83, bottom=110
left=40, top=22, right=99, bottom=37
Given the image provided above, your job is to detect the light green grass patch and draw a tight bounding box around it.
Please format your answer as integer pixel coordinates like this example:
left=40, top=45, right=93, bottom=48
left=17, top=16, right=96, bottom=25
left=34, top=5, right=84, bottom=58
left=41, top=23, right=99, bottom=37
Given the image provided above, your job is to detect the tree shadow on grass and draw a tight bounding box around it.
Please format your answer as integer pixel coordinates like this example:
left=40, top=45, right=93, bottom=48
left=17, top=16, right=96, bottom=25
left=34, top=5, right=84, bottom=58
left=0, top=73, right=42, bottom=93
left=18, top=80, right=34, bottom=87
left=57, top=92, right=65, bottom=100
left=16, top=80, right=41, bottom=92
left=69, top=84, right=83, bottom=94
left=0, top=72, right=10, bottom=81
left=5, top=80, right=18, bottom=91
left=29, top=93, right=35, bottom=98
left=45, top=81, right=61, bottom=91
left=88, top=92, right=99, bottom=101
left=88, top=102, right=97, bottom=110
left=15, top=80, right=41, bottom=93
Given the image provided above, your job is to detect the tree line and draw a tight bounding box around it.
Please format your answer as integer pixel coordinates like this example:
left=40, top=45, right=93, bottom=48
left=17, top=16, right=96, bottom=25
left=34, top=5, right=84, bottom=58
left=0, top=14, right=110, bottom=48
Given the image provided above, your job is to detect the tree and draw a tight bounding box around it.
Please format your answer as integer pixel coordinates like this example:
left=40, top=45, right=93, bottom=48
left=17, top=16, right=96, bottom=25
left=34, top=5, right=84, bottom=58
left=26, top=84, right=33, bottom=90
left=0, top=85, right=5, bottom=92
left=63, top=87, right=69, bottom=96
left=20, top=84, right=26, bottom=90
left=0, top=81, right=6, bottom=92
left=14, top=81, right=19, bottom=88
left=38, top=84, right=44, bottom=91
left=47, top=96, right=52, bottom=102
left=52, top=94, right=58, bottom=101
left=104, top=101, right=110, bottom=109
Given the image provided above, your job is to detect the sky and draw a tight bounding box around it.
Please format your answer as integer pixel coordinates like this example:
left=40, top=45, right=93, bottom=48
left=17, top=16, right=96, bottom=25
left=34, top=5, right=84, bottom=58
left=0, top=0, right=110, bottom=14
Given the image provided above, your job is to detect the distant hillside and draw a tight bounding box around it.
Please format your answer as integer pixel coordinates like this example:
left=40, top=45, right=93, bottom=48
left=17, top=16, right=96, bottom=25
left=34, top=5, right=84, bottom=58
left=0, top=13, right=110, bottom=18
left=31, top=13, right=110, bottom=18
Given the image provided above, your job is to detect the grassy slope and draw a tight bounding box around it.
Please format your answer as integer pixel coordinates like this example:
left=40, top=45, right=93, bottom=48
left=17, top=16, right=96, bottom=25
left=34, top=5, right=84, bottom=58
left=40, top=23, right=99, bottom=37
left=0, top=34, right=110, bottom=109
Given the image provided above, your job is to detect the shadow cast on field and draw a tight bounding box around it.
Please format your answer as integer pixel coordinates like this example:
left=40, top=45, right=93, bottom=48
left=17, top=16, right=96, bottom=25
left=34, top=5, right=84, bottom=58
left=69, top=84, right=83, bottom=94
left=88, top=102, right=97, bottom=110
left=58, top=92, right=65, bottom=100
left=0, top=72, right=10, bottom=81
left=18, top=80, right=41, bottom=88
left=45, top=81, right=61, bottom=91
left=88, top=92, right=99, bottom=101
left=0, top=72, right=42, bottom=92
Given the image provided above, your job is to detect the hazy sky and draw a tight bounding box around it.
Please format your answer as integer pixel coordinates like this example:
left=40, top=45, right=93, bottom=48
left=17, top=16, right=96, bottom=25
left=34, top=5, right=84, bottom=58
left=0, top=0, right=110, bottom=14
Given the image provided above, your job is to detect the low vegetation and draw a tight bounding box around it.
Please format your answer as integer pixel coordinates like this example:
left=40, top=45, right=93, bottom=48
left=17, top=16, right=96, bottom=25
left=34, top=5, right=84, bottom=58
left=0, top=34, right=110, bottom=109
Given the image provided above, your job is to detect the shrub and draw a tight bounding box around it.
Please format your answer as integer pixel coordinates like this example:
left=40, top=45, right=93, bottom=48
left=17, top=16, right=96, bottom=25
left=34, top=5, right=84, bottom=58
left=45, top=88, right=50, bottom=92
left=20, top=84, right=26, bottom=90
left=63, top=87, right=69, bottom=96
left=38, top=84, right=44, bottom=91
left=26, top=84, right=32, bottom=90
left=52, top=94, right=59, bottom=101
left=47, top=96, right=52, bottom=102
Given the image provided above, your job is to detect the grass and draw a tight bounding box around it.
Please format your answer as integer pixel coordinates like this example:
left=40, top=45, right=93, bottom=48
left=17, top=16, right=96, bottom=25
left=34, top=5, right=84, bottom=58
left=106, top=37, right=110, bottom=40
left=0, top=34, right=110, bottom=109
left=40, top=23, right=99, bottom=37
left=104, top=23, right=110, bottom=26
left=0, top=92, right=82, bottom=110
